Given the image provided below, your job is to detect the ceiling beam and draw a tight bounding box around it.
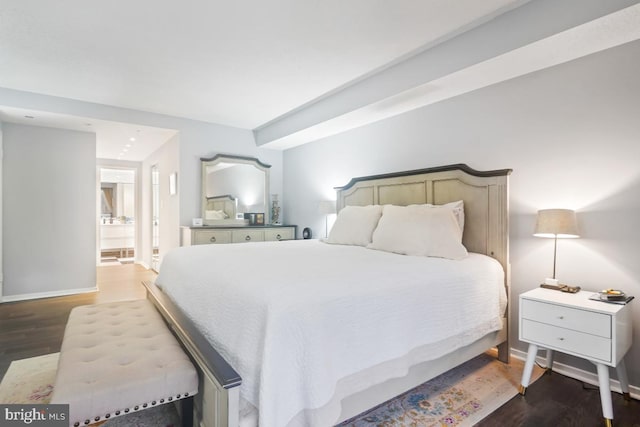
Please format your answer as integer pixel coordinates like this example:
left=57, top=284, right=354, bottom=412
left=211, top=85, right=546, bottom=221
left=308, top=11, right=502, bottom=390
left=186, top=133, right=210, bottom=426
left=254, top=0, right=640, bottom=150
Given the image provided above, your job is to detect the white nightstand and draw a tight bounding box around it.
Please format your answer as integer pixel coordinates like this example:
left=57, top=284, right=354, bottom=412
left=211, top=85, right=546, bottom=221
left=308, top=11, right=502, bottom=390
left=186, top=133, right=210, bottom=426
left=519, top=288, right=632, bottom=427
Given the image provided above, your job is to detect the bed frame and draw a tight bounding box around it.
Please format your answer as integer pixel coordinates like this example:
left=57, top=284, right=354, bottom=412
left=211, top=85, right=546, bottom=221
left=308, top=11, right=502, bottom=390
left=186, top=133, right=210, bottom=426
left=143, top=163, right=511, bottom=427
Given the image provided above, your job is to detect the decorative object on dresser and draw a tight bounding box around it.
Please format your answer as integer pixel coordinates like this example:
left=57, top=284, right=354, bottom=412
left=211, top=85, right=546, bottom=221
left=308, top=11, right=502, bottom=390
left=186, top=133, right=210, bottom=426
left=271, top=194, right=281, bottom=224
left=534, top=208, right=580, bottom=286
left=244, top=212, right=265, bottom=225
left=519, top=288, right=632, bottom=427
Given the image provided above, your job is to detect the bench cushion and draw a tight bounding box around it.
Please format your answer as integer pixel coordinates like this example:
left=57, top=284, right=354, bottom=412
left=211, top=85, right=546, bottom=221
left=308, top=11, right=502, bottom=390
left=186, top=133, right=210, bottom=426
left=50, top=299, right=198, bottom=426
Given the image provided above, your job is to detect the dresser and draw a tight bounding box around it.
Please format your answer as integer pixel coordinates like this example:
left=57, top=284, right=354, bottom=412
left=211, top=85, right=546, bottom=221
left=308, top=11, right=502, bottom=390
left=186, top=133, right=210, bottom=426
left=519, top=288, right=632, bottom=426
left=181, top=225, right=297, bottom=246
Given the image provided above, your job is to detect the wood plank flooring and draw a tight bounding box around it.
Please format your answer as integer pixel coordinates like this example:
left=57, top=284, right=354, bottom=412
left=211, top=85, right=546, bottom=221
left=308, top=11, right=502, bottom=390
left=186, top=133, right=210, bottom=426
left=0, top=264, right=155, bottom=379
left=479, top=370, right=640, bottom=426
left=1, top=264, right=638, bottom=425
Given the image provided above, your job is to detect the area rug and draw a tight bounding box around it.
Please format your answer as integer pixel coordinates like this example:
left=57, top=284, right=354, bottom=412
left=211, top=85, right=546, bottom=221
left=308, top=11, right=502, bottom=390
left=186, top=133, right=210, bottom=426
left=337, top=350, right=544, bottom=426
left=1, top=351, right=542, bottom=427
left=0, top=353, right=179, bottom=427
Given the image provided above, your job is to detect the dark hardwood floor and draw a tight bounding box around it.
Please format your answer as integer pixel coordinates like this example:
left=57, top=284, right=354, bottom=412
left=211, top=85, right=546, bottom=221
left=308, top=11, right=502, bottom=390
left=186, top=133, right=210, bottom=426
left=1, top=265, right=638, bottom=426
left=0, top=264, right=155, bottom=379
left=479, top=370, right=640, bottom=427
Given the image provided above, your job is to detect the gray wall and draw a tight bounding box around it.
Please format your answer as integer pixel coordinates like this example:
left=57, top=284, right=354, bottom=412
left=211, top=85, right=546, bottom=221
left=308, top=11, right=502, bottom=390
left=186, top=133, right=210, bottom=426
left=283, top=41, right=640, bottom=384
left=0, top=88, right=284, bottom=274
left=3, top=124, right=96, bottom=299
left=0, top=121, right=3, bottom=298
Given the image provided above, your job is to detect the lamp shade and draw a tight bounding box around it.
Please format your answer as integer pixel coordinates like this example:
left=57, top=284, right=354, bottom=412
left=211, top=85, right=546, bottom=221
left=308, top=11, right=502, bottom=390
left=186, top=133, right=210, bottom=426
left=318, top=200, right=336, bottom=215
left=534, top=209, right=579, bottom=238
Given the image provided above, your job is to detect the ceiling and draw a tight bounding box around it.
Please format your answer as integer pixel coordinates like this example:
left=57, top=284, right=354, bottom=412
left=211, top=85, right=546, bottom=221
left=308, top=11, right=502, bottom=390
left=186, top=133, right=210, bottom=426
left=0, top=0, right=524, bottom=159
left=1, top=0, right=638, bottom=159
left=0, top=106, right=177, bottom=161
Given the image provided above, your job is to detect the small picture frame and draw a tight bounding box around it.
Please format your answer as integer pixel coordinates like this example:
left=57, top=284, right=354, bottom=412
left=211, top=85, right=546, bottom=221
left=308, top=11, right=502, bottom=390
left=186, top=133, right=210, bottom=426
left=244, top=212, right=265, bottom=226
left=192, top=218, right=203, bottom=227
left=236, top=213, right=245, bottom=220
left=169, top=172, right=177, bottom=196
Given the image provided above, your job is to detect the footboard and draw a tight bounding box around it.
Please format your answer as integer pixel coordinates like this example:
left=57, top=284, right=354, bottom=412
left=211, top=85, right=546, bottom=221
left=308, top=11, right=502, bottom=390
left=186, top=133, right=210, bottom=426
left=143, top=281, right=240, bottom=427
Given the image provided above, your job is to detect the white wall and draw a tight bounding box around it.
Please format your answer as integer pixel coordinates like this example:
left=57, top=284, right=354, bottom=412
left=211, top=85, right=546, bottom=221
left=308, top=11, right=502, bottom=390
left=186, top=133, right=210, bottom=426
left=141, top=134, right=180, bottom=269
left=0, top=121, right=3, bottom=299
left=3, top=124, right=97, bottom=300
left=283, top=41, right=640, bottom=384
left=0, top=89, right=285, bottom=269
left=177, top=123, right=283, bottom=226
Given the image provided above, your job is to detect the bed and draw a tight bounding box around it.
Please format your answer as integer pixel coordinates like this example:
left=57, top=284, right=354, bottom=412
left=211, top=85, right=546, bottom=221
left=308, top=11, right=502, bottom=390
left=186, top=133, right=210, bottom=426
left=143, top=163, right=512, bottom=427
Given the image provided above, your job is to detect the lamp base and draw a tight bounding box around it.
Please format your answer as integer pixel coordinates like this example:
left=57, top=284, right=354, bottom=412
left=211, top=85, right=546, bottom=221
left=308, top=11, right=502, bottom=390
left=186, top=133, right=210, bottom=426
left=544, top=278, right=559, bottom=286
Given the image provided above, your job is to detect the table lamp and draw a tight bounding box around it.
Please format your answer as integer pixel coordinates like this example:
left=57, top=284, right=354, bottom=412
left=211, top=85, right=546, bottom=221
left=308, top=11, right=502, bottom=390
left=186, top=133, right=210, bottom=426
left=318, top=201, right=336, bottom=238
left=534, top=209, right=579, bottom=285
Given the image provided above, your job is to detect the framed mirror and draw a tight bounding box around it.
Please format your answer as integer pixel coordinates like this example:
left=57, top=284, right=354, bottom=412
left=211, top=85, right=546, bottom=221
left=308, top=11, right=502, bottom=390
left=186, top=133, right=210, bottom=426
left=201, top=154, right=271, bottom=226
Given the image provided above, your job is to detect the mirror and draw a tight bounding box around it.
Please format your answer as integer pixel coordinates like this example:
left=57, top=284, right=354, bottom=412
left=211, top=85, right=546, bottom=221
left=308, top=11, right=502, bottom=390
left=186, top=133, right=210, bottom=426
left=201, top=154, right=271, bottom=226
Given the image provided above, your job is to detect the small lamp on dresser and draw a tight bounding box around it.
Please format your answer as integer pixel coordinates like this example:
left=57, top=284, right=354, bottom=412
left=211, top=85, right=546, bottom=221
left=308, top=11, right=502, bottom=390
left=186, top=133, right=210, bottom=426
left=533, top=208, right=579, bottom=285
left=318, top=201, right=336, bottom=238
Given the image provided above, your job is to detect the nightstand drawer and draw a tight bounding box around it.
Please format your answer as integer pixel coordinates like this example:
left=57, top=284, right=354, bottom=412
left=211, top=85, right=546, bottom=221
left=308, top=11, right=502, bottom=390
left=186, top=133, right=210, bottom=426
left=521, top=299, right=611, bottom=338
left=521, top=319, right=612, bottom=362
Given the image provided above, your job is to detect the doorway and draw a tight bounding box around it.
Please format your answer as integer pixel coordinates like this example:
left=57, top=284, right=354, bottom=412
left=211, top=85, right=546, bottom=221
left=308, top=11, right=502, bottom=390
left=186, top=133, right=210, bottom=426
left=99, top=168, right=136, bottom=266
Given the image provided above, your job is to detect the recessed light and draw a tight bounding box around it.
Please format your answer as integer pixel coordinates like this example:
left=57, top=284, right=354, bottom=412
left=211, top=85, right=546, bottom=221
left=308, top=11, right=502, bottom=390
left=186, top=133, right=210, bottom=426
left=129, top=137, right=136, bottom=142
left=123, top=148, right=129, bottom=152
left=125, top=144, right=132, bottom=148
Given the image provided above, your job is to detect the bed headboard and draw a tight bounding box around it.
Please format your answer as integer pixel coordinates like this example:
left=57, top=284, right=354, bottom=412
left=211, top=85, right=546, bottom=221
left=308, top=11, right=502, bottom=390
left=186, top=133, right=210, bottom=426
left=335, top=164, right=512, bottom=274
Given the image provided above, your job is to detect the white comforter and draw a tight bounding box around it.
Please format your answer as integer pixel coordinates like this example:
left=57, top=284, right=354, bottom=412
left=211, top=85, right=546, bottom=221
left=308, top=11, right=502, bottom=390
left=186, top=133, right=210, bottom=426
left=156, top=240, right=506, bottom=427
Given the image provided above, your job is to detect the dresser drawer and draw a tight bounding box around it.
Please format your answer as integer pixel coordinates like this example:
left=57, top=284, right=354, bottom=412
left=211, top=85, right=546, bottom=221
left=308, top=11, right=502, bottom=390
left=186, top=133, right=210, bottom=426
left=264, top=228, right=294, bottom=241
left=194, top=230, right=232, bottom=245
left=521, top=319, right=612, bottom=362
left=231, top=229, right=265, bottom=243
left=521, top=299, right=611, bottom=338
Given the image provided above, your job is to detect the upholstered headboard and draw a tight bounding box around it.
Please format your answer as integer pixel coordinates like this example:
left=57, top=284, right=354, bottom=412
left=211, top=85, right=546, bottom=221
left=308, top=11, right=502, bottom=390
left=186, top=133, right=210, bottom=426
left=335, top=164, right=511, bottom=274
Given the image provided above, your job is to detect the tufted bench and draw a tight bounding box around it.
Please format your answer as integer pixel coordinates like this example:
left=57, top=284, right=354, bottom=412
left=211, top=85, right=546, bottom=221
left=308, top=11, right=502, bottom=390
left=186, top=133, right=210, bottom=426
left=50, top=299, right=198, bottom=427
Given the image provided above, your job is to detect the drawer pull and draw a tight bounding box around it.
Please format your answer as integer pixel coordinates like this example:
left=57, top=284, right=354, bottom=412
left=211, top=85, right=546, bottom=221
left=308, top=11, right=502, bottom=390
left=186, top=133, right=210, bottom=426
left=557, top=316, right=564, bottom=320
left=558, top=337, right=565, bottom=341
left=210, top=236, right=216, bottom=243
left=245, top=235, right=251, bottom=241
left=276, top=234, right=282, bottom=240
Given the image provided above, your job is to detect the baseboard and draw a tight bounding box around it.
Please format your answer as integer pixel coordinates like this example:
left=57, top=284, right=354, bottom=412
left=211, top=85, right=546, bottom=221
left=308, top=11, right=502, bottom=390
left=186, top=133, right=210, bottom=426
left=137, top=260, right=150, bottom=270
left=1, top=286, right=98, bottom=303
left=511, top=347, right=640, bottom=399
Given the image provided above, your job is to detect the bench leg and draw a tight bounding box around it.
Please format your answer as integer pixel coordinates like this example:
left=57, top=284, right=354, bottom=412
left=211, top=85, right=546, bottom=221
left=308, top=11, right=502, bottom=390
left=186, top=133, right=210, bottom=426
left=181, top=396, right=194, bottom=427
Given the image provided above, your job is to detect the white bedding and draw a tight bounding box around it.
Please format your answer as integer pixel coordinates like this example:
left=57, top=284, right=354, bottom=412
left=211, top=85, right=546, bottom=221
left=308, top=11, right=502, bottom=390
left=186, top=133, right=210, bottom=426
left=156, top=239, right=506, bottom=427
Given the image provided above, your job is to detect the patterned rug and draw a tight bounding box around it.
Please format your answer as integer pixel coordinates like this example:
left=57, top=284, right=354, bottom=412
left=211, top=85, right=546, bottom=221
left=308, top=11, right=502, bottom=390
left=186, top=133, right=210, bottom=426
left=1, top=351, right=542, bottom=427
left=0, top=353, right=179, bottom=427
left=338, top=350, right=544, bottom=426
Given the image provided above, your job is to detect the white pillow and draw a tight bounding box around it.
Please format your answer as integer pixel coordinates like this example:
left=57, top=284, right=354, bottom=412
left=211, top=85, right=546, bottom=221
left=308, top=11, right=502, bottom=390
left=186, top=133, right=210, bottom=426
left=368, top=205, right=468, bottom=260
left=325, top=205, right=383, bottom=246
left=409, top=200, right=464, bottom=233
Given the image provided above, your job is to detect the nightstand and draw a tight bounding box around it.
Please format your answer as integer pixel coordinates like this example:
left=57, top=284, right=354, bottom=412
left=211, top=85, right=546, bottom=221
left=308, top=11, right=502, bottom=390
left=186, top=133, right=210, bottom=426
left=519, top=288, right=632, bottom=427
